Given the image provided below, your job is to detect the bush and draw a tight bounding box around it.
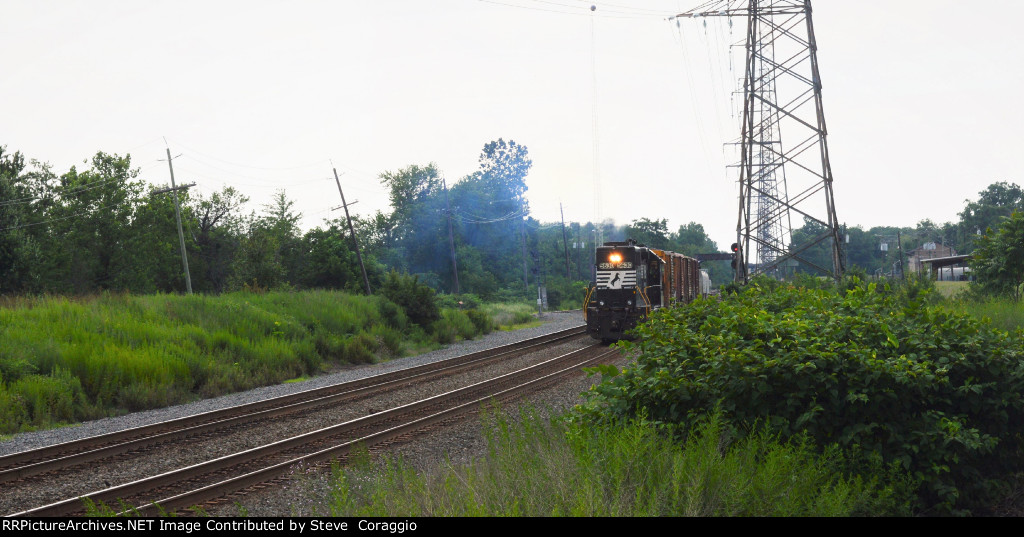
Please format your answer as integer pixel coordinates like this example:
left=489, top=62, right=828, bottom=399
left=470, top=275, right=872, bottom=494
left=581, top=279, right=1024, bottom=514
left=435, top=293, right=482, bottom=310
left=465, top=309, right=494, bottom=335
left=380, top=271, right=441, bottom=328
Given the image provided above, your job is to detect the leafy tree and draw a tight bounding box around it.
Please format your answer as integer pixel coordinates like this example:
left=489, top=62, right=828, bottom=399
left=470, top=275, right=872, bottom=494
left=261, top=190, right=305, bottom=284
left=452, top=140, right=534, bottom=294
left=671, top=222, right=727, bottom=286
left=380, top=164, right=441, bottom=239
left=672, top=222, right=717, bottom=252
left=970, top=211, right=1024, bottom=301
left=625, top=218, right=669, bottom=248
left=117, top=185, right=195, bottom=293
left=959, top=182, right=1024, bottom=253
left=42, top=153, right=143, bottom=293
left=476, top=138, right=532, bottom=205
left=844, top=226, right=885, bottom=276
left=189, top=186, right=249, bottom=293
left=0, top=146, right=29, bottom=293
left=229, top=224, right=285, bottom=291
left=378, top=164, right=449, bottom=282
left=788, top=217, right=835, bottom=276
left=300, top=222, right=380, bottom=293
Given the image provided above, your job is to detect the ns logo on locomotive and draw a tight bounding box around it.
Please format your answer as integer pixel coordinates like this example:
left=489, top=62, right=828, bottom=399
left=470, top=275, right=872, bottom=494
left=584, top=239, right=709, bottom=342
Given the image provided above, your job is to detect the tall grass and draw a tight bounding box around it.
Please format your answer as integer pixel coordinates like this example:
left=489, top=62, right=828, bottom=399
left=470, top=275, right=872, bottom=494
left=322, top=409, right=906, bottom=517
left=945, top=296, right=1024, bottom=333
left=480, top=302, right=537, bottom=330
left=0, top=290, right=503, bottom=434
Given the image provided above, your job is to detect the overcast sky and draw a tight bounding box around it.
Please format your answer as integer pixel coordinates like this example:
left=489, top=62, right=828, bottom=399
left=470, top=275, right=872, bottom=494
left=3, top=0, right=1022, bottom=250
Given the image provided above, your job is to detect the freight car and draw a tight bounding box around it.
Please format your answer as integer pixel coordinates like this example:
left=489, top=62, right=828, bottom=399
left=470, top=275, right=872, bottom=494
left=583, top=239, right=702, bottom=342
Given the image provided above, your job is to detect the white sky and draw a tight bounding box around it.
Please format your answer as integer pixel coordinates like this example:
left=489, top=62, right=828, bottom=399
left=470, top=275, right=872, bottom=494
left=3, top=0, right=1022, bottom=250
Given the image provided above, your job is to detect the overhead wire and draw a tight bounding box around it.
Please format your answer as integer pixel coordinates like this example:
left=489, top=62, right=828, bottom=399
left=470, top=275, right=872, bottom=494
left=477, top=0, right=663, bottom=19
left=0, top=175, right=131, bottom=207
left=0, top=200, right=130, bottom=232
left=163, top=138, right=329, bottom=172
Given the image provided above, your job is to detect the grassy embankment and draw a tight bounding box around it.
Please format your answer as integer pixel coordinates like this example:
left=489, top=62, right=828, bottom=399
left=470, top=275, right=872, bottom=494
left=0, top=291, right=538, bottom=436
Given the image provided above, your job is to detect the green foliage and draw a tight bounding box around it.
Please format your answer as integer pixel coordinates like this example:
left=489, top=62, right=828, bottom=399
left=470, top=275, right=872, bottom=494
left=581, top=280, right=1024, bottom=514
left=379, top=270, right=440, bottom=328
left=435, top=293, right=482, bottom=310
left=480, top=302, right=536, bottom=328
left=970, top=211, right=1024, bottom=301
left=0, top=289, right=493, bottom=434
left=946, top=296, right=1024, bottom=333
left=959, top=182, right=1024, bottom=253
left=322, top=409, right=901, bottom=516
left=431, top=309, right=478, bottom=344
left=465, top=309, right=495, bottom=335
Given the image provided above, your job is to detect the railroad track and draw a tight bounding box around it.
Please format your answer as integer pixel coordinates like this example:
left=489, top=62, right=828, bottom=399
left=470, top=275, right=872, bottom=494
left=5, top=326, right=612, bottom=516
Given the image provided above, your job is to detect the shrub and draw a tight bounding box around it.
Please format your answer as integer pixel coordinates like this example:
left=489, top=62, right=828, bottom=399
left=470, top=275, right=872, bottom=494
left=465, top=309, right=494, bottom=335
left=581, top=279, right=1024, bottom=514
left=435, top=293, right=482, bottom=310
left=373, top=297, right=408, bottom=331
left=380, top=271, right=440, bottom=328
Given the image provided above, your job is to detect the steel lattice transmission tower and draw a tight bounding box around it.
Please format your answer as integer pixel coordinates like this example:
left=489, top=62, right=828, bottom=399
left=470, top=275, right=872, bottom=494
left=675, top=0, right=844, bottom=282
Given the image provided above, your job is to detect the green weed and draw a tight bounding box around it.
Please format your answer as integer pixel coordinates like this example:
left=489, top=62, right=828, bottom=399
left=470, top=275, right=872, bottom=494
left=322, top=409, right=899, bottom=516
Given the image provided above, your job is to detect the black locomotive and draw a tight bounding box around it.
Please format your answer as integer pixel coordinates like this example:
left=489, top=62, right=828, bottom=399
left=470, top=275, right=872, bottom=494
left=584, top=239, right=702, bottom=342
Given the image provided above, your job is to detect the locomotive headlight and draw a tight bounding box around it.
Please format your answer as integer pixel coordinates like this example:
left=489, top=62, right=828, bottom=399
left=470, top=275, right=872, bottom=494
left=626, top=300, right=632, bottom=306
left=608, top=253, right=622, bottom=264
left=598, top=300, right=605, bottom=306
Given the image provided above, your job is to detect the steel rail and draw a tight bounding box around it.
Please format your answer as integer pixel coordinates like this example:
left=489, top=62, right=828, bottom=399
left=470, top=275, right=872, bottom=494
left=9, top=344, right=613, bottom=517
left=0, top=326, right=584, bottom=482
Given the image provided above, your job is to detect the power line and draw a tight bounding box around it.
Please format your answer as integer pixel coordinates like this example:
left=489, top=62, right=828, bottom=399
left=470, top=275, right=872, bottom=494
left=0, top=176, right=128, bottom=207
left=477, top=0, right=661, bottom=19
left=163, top=138, right=328, bottom=172
left=0, top=200, right=128, bottom=232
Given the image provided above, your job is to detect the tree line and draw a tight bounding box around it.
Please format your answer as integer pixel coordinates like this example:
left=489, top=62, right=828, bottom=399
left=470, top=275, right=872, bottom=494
left=0, top=140, right=719, bottom=305
left=3, top=141, right=1019, bottom=301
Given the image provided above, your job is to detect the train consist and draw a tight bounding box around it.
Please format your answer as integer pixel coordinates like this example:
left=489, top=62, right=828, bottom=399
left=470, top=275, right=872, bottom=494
left=584, top=239, right=708, bottom=342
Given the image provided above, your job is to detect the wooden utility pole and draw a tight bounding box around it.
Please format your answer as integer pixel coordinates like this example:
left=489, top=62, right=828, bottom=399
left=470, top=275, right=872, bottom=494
left=560, top=203, right=571, bottom=279
left=332, top=168, right=372, bottom=295
left=442, top=178, right=460, bottom=295
left=521, top=218, right=529, bottom=291
left=162, top=147, right=193, bottom=294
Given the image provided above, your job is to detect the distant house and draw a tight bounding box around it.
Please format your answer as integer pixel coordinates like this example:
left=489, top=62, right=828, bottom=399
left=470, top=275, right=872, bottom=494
left=906, top=242, right=957, bottom=274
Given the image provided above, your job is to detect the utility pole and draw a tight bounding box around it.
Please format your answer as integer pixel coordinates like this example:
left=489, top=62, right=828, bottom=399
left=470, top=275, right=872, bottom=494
left=332, top=168, right=372, bottom=295
left=560, top=203, right=571, bottom=279
left=160, top=147, right=193, bottom=294
left=442, top=177, right=460, bottom=295
left=897, top=230, right=906, bottom=281
left=521, top=217, right=529, bottom=291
